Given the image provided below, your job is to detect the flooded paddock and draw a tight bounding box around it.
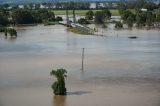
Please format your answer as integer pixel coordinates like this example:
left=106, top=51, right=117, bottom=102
left=0, top=25, right=160, bottom=106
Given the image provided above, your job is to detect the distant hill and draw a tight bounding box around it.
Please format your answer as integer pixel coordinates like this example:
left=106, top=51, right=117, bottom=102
left=0, top=0, right=120, bottom=4
left=0, top=0, right=159, bottom=5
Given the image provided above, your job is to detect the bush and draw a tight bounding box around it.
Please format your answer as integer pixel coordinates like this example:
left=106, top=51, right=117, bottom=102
left=102, top=9, right=111, bottom=19
left=156, top=14, right=160, bottom=22
left=120, top=10, right=134, bottom=21
left=78, top=18, right=90, bottom=24
left=115, top=21, right=123, bottom=29
left=56, top=16, right=63, bottom=21
left=0, top=27, right=5, bottom=32
left=7, top=28, right=17, bottom=36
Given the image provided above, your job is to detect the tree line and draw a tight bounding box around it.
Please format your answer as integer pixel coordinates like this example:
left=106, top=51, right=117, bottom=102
left=0, top=0, right=159, bottom=10
left=0, top=8, right=63, bottom=37
left=116, top=9, right=160, bottom=29
left=118, top=0, right=159, bottom=11
left=78, top=9, right=111, bottom=25
left=0, top=8, right=64, bottom=26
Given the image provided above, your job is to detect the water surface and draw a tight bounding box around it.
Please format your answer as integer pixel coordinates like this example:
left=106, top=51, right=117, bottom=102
left=0, top=25, right=160, bottom=106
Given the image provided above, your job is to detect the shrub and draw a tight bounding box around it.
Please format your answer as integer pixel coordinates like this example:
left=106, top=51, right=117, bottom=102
left=78, top=18, right=90, bottom=24
left=115, top=21, right=123, bottom=29
left=56, top=16, right=63, bottom=21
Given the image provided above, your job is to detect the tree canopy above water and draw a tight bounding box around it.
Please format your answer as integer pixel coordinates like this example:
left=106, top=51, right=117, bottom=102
left=50, top=68, right=67, bottom=95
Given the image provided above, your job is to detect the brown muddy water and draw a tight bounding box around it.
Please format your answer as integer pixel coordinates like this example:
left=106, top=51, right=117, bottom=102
left=0, top=25, right=160, bottom=106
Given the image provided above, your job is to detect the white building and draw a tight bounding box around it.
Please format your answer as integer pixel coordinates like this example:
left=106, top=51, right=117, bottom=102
left=40, top=4, right=45, bottom=9
left=18, top=5, right=24, bottom=9
left=90, top=3, right=96, bottom=9
left=141, top=8, right=147, bottom=11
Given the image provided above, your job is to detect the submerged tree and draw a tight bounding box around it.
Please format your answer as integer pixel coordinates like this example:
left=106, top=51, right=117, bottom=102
left=102, top=9, right=111, bottom=19
left=78, top=18, right=90, bottom=24
left=7, top=28, right=17, bottom=37
left=126, top=14, right=135, bottom=28
left=85, top=10, right=94, bottom=20
left=50, top=69, right=67, bottom=95
left=95, top=11, right=105, bottom=24
left=115, top=21, right=123, bottom=29
left=2, top=28, right=17, bottom=38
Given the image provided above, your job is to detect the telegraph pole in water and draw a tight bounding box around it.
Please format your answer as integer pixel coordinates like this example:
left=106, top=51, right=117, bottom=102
left=81, top=48, right=84, bottom=71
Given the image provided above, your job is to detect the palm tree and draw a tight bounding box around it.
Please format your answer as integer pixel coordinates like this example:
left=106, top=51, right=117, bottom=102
left=50, top=69, right=67, bottom=95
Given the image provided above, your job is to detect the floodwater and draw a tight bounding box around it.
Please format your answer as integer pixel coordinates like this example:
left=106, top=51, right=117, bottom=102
left=0, top=25, right=160, bottom=106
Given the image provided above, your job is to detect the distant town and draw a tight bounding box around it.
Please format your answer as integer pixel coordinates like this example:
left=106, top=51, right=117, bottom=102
left=0, top=0, right=160, bottom=9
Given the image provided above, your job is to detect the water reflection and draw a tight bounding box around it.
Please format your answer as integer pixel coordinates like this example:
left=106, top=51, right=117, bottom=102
left=53, top=95, right=66, bottom=106
left=4, top=35, right=17, bottom=42
left=67, top=91, right=91, bottom=95
left=66, top=36, right=77, bottom=49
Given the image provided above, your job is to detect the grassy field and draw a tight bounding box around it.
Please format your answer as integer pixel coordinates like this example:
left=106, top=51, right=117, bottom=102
left=52, top=9, right=119, bottom=16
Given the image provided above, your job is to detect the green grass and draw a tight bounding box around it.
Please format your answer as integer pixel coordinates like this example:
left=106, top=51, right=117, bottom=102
left=52, top=9, right=120, bottom=16
left=129, top=9, right=136, bottom=14
left=110, top=9, right=119, bottom=16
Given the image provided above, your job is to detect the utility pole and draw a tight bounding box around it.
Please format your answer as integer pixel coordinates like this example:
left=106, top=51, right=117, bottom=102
left=81, top=48, right=84, bottom=71
left=72, top=2, right=76, bottom=23
left=66, top=2, right=69, bottom=25
left=66, top=9, right=69, bottom=25
left=73, top=9, right=76, bottom=23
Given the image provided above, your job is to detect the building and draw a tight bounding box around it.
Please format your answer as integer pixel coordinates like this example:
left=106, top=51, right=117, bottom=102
left=141, top=8, right=147, bottom=11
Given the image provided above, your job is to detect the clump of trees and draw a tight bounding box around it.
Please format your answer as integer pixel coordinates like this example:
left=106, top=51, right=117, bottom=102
left=6, top=28, right=17, bottom=37
left=0, top=28, right=17, bottom=38
left=115, top=21, right=123, bottom=29
left=156, top=13, right=160, bottom=22
left=50, top=69, right=67, bottom=95
left=0, top=27, right=17, bottom=36
left=85, top=10, right=94, bottom=20
left=37, top=9, right=55, bottom=22
left=12, top=9, right=36, bottom=24
left=11, top=9, right=57, bottom=24
left=0, top=27, right=6, bottom=32
left=126, top=13, right=135, bottom=28
left=0, top=11, right=9, bottom=26
left=102, top=9, right=111, bottom=19
left=56, top=16, right=63, bottom=21
left=95, top=11, right=105, bottom=24
left=94, top=9, right=111, bottom=24
left=119, top=9, right=135, bottom=28
left=119, top=9, right=160, bottom=29
left=135, top=11, right=156, bottom=28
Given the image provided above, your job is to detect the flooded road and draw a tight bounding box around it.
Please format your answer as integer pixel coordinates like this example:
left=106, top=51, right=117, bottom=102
left=0, top=25, right=160, bottom=106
